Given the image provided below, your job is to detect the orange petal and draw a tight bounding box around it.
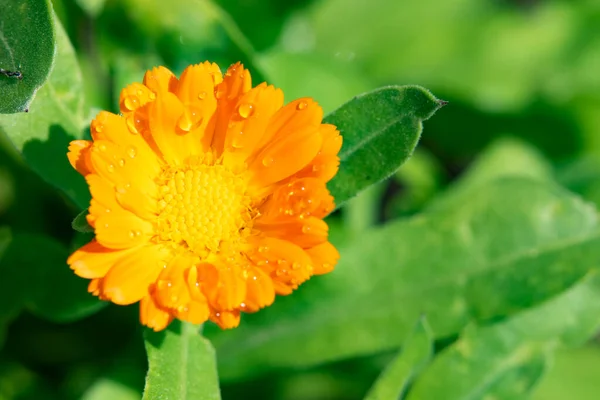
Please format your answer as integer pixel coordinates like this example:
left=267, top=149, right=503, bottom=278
left=94, top=208, right=154, bottom=249
left=243, top=267, right=275, bottom=313
left=143, top=66, right=179, bottom=94
left=119, top=82, right=156, bottom=115
left=221, top=83, right=284, bottom=169
left=259, top=178, right=335, bottom=220
left=175, top=300, right=210, bottom=325
left=210, top=309, right=241, bottom=329
left=306, top=241, right=339, bottom=275
left=67, top=239, right=136, bottom=279
left=249, top=237, right=313, bottom=295
left=248, top=124, right=322, bottom=191
left=297, top=124, right=342, bottom=182
left=102, top=245, right=168, bottom=305
left=212, top=62, right=252, bottom=155
left=90, top=111, right=162, bottom=176
left=67, top=140, right=94, bottom=176
left=154, top=255, right=195, bottom=310
left=148, top=91, right=187, bottom=166
left=262, top=98, right=323, bottom=148
left=254, top=216, right=329, bottom=248
left=140, top=293, right=173, bottom=331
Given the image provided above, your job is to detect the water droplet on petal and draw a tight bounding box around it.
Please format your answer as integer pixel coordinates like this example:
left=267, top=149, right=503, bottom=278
left=297, top=101, right=308, bottom=110
left=107, top=163, right=115, bottom=172
left=127, top=146, right=137, bottom=158
left=258, top=246, right=269, bottom=253
left=292, top=262, right=301, bottom=270
left=125, top=116, right=139, bottom=134
left=215, top=88, right=225, bottom=99
left=232, top=132, right=244, bottom=149
left=238, top=103, right=254, bottom=118
left=98, top=143, right=107, bottom=151
left=177, top=115, right=193, bottom=131
left=149, top=92, right=156, bottom=100
left=95, top=125, right=103, bottom=133
left=118, top=158, right=126, bottom=167
left=198, top=91, right=206, bottom=100
left=262, top=156, right=274, bottom=167
left=124, top=96, right=139, bottom=111
left=301, top=225, right=311, bottom=234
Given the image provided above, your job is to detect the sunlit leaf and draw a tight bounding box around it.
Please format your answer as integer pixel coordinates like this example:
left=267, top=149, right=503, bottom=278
left=143, top=322, right=221, bottom=400
left=0, top=0, right=55, bottom=113
left=0, top=15, right=89, bottom=209
left=364, top=317, right=433, bottom=400
left=407, top=273, right=600, bottom=399
left=325, top=86, right=444, bottom=208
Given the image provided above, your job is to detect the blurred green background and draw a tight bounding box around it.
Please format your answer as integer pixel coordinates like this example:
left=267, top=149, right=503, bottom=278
left=2, top=0, right=600, bottom=399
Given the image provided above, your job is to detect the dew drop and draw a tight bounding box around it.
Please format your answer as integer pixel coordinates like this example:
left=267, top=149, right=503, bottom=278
left=301, top=225, right=311, bottom=234
left=128, top=230, right=136, bottom=238
left=297, top=101, right=308, bottom=110
left=262, top=156, right=274, bottom=167
left=198, top=91, right=207, bottom=100
left=258, top=246, right=269, bottom=253
left=149, top=92, right=156, bottom=100
left=95, top=125, right=103, bottom=133
left=118, top=158, right=126, bottom=167
left=232, top=133, right=244, bottom=149
left=215, top=88, right=225, bottom=99
left=98, top=143, right=107, bottom=152
left=107, top=163, right=115, bottom=172
left=124, top=96, right=139, bottom=111
left=127, top=146, right=137, bottom=158
left=240, top=302, right=246, bottom=308
left=238, top=103, right=254, bottom=118
left=125, top=116, right=139, bottom=134
left=292, top=262, right=301, bottom=270
left=177, top=115, right=193, bottom=131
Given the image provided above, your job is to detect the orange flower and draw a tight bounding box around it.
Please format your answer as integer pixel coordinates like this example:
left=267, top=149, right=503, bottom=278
left=67, top=62, right=341, bottom=331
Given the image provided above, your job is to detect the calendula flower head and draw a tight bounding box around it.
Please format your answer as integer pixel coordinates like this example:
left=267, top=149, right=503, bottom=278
left=67, top=62, right=341, bottom=331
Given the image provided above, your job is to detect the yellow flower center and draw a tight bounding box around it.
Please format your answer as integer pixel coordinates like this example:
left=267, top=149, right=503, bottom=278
left=156, top=159, right=251, bottom=256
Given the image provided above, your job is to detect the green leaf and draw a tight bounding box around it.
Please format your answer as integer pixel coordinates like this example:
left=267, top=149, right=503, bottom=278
left=324, top=86, right=444, bottom=208
left=210, top=178, right=599, bottom=380
left=143, top=322, right=221, bottom=400
left=0, top=15, right=89, bottom=209
left=533, top=346, right=600, bottom=400
left=0, top=0, right=55, bottom=113
left=406, top=273, right=600, bottom=400
left=72, top=209, right=93, bottom=233
left=0, top=233, right=105, bottom=325
left=428, top=137, right=553, bottom=211
left=364, top=317, right=433, bottom=400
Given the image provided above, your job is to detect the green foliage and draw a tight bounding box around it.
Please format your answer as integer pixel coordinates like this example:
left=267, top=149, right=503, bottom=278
left=408, top=273, right=600, bottom=399
left=0, top=0, right=55, bottom=113
left=326, top=86, right=444, bottom=208
left=0, top=16, right=89, bottom=209
left=210, top=178, right=598, bottom=380
left=0, top=232, right=104, bottom=329
left=143, top=322, right=220, bottom=400
left=1, top=0, right=600, bottom=399
left=364, top=317, right=433, bottom=400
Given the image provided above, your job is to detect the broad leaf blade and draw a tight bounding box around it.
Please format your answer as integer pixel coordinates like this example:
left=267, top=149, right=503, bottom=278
left=365, top=317, right=433, bottom=400
left=0, top=0, right=55, bottom=113
left=325, top=85, right=444, bottom=208
left=0, top=233, right=104, bottom=323
left=210, top=179, right=599, bottom=380
left=406, top=273, right=600, bottom=400
left=143, top=322, right=221, bottom=400
left=0, top=16, right=89, bottom=209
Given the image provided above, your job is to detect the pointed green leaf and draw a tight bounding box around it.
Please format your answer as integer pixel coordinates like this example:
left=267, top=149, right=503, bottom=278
left=407, top=273, right=600, bottom=400
left=72, top=209, right=93, bottom=233
left=325, top=86, right=444, bottom=208
left=0, top=233, right=104, bottom=325
left=0, top=0, right=55, bottom=113
left=143, top=322, right=221, bottom=400
left=211, top=179, right=599, bottom=380
left=365, top=317, right=433, bottom=400
left=0, top=15, right=89, bottom=209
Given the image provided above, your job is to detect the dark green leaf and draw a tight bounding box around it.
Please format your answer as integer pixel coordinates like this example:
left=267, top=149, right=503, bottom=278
left=210, top=179, right=598, bottom=380
left=0, top=233, right=104, bottom=324
left=72, top=209, right=93, bottom=233
left=364, top=317, right=433, bottom=400
left=0, top=0, right=55, bottom=113
left=325, top=86, right=444, bottom=208
left=406, top=273, right=600, bottom=400
left=0, top=15, right=89, bottom=209
left=143, top=322, right=221, bottom=400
